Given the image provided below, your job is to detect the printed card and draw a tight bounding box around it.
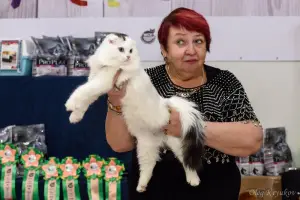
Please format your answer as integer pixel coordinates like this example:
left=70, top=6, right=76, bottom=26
left=0, top=40, right=20, bottom=70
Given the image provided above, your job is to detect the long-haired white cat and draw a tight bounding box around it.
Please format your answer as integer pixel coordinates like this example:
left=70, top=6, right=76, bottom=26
left=65, top=34, right=206, bottom=192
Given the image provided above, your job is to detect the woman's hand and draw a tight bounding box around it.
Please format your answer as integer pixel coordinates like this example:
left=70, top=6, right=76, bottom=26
left=107, top=70, right=128, bottom=106
left=162, top=108, right=182, bottom=137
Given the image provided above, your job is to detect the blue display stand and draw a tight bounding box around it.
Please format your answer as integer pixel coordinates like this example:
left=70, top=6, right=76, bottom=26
left=0, top=76, right=131, bottom=199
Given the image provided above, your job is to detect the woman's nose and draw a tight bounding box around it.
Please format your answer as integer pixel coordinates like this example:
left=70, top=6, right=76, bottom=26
left=185, top=43, right=196, bottom=55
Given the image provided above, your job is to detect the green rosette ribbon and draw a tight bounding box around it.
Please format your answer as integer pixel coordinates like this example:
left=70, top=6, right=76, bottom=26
left=104, top=157, right=125, bottom=200
left=82, top=155, right=106, bottom=200
left=0, top=143, right=19, bottom=200
left=41, top=157, right=62, bottom=200
left=20, top=147, right=44, bottom=200
left=59, top=157, right=81, bottom=200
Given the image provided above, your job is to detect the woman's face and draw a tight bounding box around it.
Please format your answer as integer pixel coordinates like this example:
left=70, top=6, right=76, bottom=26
left=161, top=26, right=207, bottom=75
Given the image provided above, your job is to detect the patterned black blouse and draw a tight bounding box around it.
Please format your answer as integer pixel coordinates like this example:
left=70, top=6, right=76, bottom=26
left=129, top=64, right=259, bottom=200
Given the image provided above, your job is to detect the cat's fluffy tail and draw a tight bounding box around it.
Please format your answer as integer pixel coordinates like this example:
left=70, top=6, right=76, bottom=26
left=167, top=96, right=206, bottom=170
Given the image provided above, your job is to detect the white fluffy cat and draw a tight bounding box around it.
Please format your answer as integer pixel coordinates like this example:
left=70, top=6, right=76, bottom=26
left=65, top=34, right=206, bottom=192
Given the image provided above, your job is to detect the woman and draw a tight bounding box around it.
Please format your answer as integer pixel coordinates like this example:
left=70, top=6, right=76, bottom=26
left=105, top=7, right=263, bottom=200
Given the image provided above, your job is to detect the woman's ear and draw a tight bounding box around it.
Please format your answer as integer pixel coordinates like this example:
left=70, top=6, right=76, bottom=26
left=160, top=44, right=167, bottom=58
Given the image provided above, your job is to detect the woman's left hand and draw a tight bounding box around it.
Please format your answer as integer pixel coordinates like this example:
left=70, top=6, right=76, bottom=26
left=162, top=108, right=182, bottom=137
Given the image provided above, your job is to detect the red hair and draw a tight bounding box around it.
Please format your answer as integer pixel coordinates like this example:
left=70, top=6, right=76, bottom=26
left=158, top=7, right=211, bottom=52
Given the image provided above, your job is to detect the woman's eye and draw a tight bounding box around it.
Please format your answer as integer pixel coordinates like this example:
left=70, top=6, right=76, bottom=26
left=195, top=39, right=202, bottom=44
left=177, top=40, right=184, bottom=45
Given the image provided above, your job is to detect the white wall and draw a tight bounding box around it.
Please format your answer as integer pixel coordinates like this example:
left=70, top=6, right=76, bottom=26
left=142, top=61, right=300, bottom=167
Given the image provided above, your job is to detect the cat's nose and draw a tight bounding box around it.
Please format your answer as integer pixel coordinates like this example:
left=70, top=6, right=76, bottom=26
left=127, top=56, right=130, bottom=60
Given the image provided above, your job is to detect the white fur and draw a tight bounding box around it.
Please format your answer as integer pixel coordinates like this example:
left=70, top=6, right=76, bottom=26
left=65, top=34, right=205, bottom=192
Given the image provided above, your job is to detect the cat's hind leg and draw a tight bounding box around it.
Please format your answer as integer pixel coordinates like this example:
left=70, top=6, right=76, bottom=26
left=165, top=136, right=201, bottom=186
left=135, top=134, right=163, bottom=193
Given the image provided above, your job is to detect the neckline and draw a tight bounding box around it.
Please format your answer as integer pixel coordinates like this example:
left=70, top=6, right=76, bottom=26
left=163, top=64, right=209, bottom=90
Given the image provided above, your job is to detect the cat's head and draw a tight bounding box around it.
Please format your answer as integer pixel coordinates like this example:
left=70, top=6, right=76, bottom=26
left=87, top=33, right=140, bottom=71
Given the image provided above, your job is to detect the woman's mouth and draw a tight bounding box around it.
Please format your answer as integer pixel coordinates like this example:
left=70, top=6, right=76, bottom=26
left=185, top=59, right=198, bottom=64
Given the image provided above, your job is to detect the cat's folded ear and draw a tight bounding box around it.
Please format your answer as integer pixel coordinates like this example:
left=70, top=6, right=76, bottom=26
left=128, top=37, right=136, bottom=46
left=105, top=34, right=119, bottom=45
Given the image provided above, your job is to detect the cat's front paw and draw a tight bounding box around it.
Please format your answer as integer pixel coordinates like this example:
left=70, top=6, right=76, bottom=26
left=186, top=174, right=201, bottom=186
left=136, top=184, right=147, bottom=193
left=65, top=94, right=84, bottom=112
left=69, top=111, right=84, bottom=124
left=65, top=97, right=77, bottom=112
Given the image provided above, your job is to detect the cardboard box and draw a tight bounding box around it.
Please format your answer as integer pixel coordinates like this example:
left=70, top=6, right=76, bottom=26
left=239, top=176, right=282, bottom=200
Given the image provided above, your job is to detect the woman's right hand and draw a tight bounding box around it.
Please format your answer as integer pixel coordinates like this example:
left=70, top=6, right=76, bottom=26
left=107, top=69, right=128, bottom=107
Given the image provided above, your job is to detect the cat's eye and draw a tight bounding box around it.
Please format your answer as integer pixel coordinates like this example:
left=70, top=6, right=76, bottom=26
left=129, top=49, right=133, bottom=53
left=118, top=47, right=124, bottom=52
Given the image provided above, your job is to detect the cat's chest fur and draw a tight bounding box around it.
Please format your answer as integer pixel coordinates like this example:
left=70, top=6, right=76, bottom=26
left=119, top=70, right=170, bottom=136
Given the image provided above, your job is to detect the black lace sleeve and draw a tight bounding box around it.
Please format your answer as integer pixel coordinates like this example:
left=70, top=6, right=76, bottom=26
left=221, top=71, right=259, bottom=122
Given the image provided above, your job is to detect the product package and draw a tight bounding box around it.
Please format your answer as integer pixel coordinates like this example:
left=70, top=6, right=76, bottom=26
left=249, top=148, right=264, bottom=176
left=31, top=36, right=69, bottom=76
left=263, top=127, right=293, bottom=176
left=236, top=151, right=264, bottom=176
left=13, top=124, right=47, bottom=176
left=66, top=36, right=97, bottom=76
left=0, top=39, right=35, bottom=76
left=11, top=124, right=47, bottom=156
left=237, top=156, right=250, bottom=176
left=0, top=40, right=22, bottom=71
left=30, top=32, right=127, bottom=76
left=0, top=124, right=47, bottom=176
left=0, top=125, right=13, bottom=144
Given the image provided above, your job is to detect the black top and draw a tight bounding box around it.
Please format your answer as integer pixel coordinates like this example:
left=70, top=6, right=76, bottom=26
left=128, top=64, right=259, bottom=200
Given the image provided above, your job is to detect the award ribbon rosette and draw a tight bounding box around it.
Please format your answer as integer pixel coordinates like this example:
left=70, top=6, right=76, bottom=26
left=41, top=157, right=62, bottom=200
left=21, top=147, right=44, bottom=200
left=0, top=143, right=18, bottom=200
left=82, top=155, right=106, bottom=200
left=59, top=157, right=81, bottom=200
left=104, top=158, right=125, bottom=200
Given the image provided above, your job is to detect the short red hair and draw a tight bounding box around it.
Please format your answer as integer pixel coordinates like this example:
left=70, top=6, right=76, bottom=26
left=158, top=7, right=211, bottom=52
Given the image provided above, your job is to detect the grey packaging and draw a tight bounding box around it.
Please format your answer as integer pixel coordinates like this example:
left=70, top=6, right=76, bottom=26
left=263, top=127, right=293, bottom=175
left=31, top=36, right=68, bottom=76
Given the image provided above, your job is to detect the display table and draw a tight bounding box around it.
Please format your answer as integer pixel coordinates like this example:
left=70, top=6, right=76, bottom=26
left=0, top=76, right=131, bottom=199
